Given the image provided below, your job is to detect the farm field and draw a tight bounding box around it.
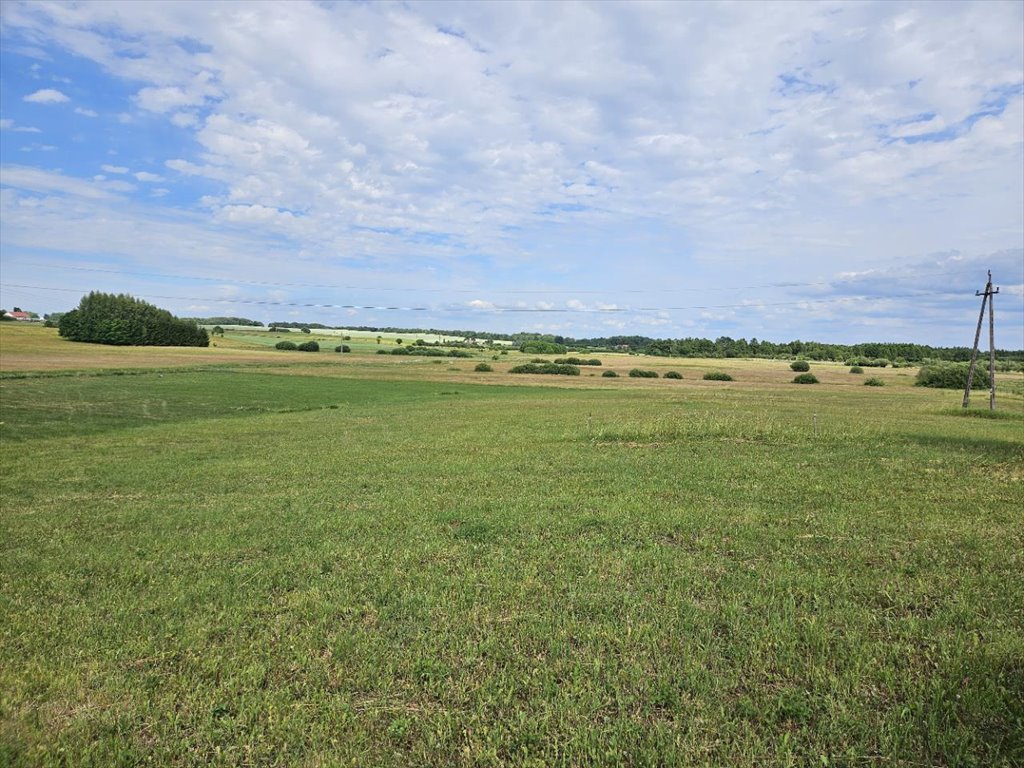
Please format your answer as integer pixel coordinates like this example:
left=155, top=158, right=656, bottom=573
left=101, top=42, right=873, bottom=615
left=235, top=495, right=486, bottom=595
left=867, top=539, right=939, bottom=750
left=1, top=325, right=1022, bottom=767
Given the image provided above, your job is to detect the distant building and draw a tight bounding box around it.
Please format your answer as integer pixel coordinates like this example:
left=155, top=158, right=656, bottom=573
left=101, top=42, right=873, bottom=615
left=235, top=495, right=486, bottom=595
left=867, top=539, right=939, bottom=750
left=4, top=311, right=33, bottom=321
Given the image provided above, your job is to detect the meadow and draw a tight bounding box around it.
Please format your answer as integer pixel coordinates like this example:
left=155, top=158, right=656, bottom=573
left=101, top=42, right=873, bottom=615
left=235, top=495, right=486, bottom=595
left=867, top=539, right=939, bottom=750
left=1, top=325, right=1022, bottom=767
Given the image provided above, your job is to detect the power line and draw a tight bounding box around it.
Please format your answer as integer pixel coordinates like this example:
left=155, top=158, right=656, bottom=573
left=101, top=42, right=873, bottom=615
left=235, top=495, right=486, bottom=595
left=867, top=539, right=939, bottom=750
left=0, top=282, right=976, bottom=314
left=10, top=261, right=996, bottom=296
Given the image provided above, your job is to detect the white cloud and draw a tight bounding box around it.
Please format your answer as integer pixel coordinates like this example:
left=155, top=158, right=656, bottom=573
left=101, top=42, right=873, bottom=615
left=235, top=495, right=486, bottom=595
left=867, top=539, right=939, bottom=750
left=101, top=164, right=129, bottom=174
left=23, top=88, right=69, bottom=103
left=134, top=171, right=164, bottom=182
left=1, top=165, right=113, bottom=199
left=0, top=119, right=41, bottom=133
left=0, top=1, right=1020, bottom=343
left=74, top=107, right=98, bottom=117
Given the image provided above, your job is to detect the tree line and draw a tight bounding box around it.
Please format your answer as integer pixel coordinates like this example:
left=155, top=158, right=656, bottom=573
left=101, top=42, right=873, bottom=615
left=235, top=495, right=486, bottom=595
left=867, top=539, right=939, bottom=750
left=59, top=292, right=208, bottom=347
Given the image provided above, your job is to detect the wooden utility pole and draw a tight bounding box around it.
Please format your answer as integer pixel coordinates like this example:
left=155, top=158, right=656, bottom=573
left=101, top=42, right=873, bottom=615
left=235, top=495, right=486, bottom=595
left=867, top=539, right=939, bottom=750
left=962, top=271, right=999, bottom=410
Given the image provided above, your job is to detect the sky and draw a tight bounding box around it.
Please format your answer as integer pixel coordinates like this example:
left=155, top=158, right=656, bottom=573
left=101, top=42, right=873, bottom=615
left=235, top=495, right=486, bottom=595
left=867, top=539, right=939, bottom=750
left=1, top=0, right=1022, bottom=346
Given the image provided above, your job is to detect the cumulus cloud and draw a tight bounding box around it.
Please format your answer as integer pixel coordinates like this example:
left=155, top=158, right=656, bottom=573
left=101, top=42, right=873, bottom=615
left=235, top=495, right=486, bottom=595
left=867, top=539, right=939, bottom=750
left=23, top=88, right=69, bottom=103
left=0, top=1, right=1020, bottom=343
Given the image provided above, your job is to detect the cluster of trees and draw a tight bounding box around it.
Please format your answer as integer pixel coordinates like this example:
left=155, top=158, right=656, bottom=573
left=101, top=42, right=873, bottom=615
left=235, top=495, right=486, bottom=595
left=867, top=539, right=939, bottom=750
left=186, top=316, right=264, bottom=326
left=268, top=321, right=331, bottom=330
left=58, top=292, right=209, bottom=347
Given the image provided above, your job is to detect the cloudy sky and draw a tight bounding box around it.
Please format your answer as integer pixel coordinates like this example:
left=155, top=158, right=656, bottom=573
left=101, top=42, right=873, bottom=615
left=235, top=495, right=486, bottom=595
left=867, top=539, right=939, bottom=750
left=1, top=1, right=1022, bottom=345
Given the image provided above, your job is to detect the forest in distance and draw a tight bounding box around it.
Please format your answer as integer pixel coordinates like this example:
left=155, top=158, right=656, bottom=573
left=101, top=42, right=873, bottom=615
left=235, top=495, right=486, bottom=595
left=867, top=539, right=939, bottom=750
left=193, top=318, right=1024, bottom=364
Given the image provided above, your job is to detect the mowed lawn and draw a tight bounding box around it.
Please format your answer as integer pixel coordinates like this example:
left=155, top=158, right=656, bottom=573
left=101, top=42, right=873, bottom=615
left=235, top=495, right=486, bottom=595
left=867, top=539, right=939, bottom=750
left=1, top=333, right=1022, bottom=766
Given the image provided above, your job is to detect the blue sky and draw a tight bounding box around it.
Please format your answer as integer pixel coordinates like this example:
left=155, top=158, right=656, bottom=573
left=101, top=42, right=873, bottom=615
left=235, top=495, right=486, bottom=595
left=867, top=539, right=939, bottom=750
left=1, top=0, right=1022, bottom=345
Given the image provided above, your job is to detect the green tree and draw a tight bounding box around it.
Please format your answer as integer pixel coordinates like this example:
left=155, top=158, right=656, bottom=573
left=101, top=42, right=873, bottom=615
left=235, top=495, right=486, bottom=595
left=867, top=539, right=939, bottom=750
left=58, top=292, right=208, bottom=347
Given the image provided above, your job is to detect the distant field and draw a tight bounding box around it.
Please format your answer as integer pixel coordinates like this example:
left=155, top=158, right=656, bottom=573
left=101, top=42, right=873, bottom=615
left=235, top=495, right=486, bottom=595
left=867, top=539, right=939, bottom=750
left=1, top=324, right=1022, bottom=767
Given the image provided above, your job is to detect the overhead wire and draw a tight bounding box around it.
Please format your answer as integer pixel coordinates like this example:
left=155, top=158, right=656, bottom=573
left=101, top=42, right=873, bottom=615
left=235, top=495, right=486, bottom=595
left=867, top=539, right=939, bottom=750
left=10, top=261, right=999, bottom=296
left=0, top=282, right=980, bottom=314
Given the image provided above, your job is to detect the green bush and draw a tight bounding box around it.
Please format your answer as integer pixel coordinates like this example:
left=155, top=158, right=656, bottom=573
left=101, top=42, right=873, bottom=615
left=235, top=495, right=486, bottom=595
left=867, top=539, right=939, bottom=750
left=474, top=363, right=493, bottom=372
left=792, top=373, right=819, bottom=384
left=702, top=371, right=733, bottom=381
left=554, top=357, right=602, bottom=366
left=58, top=291, right=209, bottom=347
left=915, top=363, right=990, bottom=390
left=850, top=366, right=864, bottom=374
left=628, top=369, right=659, bottom=378
left=601, top=370, right=618, bottom=377
left=333, top=344, right=351, bottom=353
left=508, top=363, right=580, bottom=376
left=520, top=340, right=567, bottom=355
left=376, top=349, right=388, bottom=355
left=864, top=378, right=884, bottom=387
left=664, top=371, right=683, bottom=380
left=790, top=360, right=810, bottom=372
left=297, top=341, right=319, bottom=352
left=275, top=341, right=298, bottom=350
left=393, top=347, right=472, bottom=358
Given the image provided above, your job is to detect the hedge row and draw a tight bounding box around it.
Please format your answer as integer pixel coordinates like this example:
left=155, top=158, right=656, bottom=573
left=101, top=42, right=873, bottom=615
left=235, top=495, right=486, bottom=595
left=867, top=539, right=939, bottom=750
left=509, top=363, right=580, bottom=376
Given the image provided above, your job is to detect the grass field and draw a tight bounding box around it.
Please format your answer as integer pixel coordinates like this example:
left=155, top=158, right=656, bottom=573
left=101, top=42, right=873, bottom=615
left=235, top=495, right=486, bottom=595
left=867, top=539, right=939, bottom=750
left=1, top=325, right=1022, bottom=766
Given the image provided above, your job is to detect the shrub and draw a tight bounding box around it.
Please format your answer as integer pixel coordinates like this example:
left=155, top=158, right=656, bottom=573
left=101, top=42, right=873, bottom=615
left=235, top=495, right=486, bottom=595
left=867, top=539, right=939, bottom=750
left=703, top=371, right=733, bottom=381
left=850, top=366, right=864, bottom=374
left=508, top=363, right=580, bottom=376
left=58, top=291, right=209, bottom=347
left=530, top=358, right=548, bottom=363
left=275, top=341, right=298, bottom=350
left=393, top=347, right=472, bottom=358
left=664, top=371, right=683, bottom=379
left=790, top=360, right=810, bottom=372
left=916, top=363, right=990, bottom=390
left=520, top=340, right=567, bottom=355
left=376, top=349, right=388, bottom=355
left=300, top=327, right=311, bottom=334
left=474, top=363, right=493, bottom=372
left=793, top=372, right=819, bottom=384
left=601, top=370, right=618, bottom=377
left=864, top=377, right=884, bottom=387
left=628, top=369, right=659, bottom=378
left=554, top=357, right=602, bottom=366
left=500, top=350, right=508, bottom=355
left=297, top=341, right=319, bottom=352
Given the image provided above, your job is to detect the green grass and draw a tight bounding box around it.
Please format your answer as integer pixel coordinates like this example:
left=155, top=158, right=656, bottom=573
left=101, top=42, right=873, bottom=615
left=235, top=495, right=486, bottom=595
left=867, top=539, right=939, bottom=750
left=2, top=361, right=1023, bottom=766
